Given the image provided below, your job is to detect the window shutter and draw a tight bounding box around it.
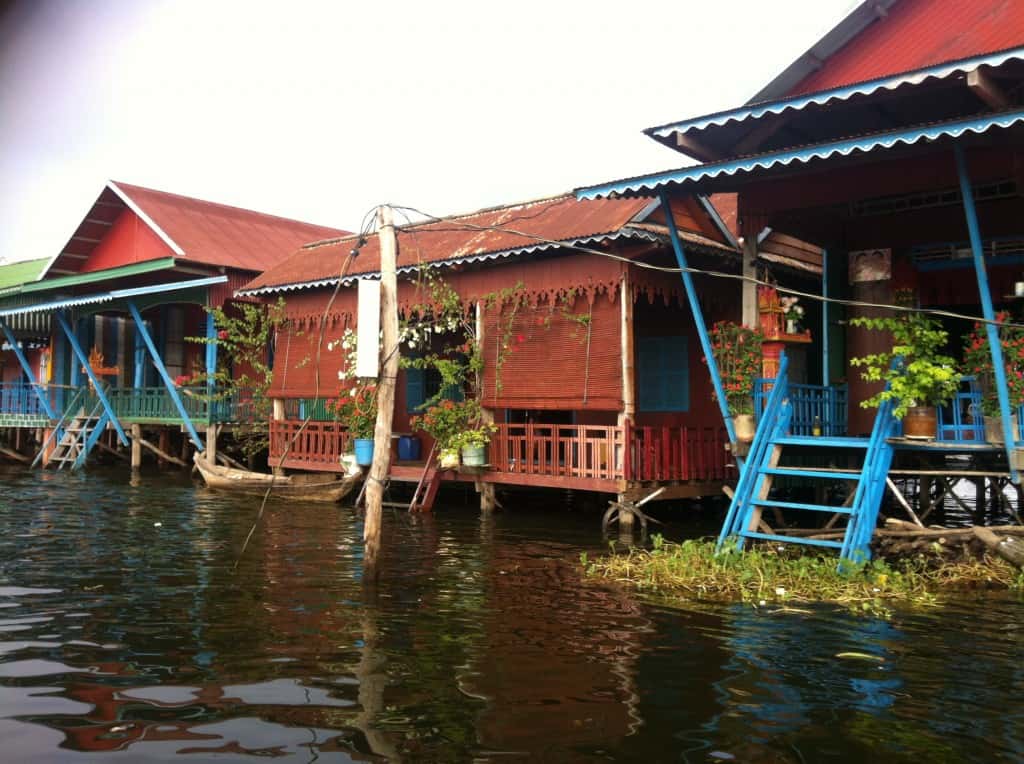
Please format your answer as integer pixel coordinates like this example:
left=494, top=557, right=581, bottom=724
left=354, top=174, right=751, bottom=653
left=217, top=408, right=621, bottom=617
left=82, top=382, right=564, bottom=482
left=638, top=335, right=689, bottom=412
left=406, top=367, right=426, bottom=413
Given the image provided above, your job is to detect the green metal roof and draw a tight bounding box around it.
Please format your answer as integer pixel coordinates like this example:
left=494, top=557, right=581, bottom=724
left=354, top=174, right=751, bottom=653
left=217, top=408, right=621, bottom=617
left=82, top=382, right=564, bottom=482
left=0, top=258, right=49, bottom=292
left=17, top=257, right=177, bottom=295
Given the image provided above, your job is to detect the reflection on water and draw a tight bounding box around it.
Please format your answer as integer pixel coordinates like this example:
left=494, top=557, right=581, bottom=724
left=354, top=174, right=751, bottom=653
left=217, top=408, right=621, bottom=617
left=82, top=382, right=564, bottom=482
left=0, top=465, right=1021, bottom=762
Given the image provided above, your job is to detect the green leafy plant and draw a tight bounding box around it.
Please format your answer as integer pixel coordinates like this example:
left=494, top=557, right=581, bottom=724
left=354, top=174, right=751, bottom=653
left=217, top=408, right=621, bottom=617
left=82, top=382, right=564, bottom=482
left=849, top=313, right=959, bottom=419
left=962, top=311, right=1024, bottom=417
left=449, top=422, right=498, bottom=451
left=188, top=298, right=286, bottom=461
left=707, top=321, right=764, bottom=416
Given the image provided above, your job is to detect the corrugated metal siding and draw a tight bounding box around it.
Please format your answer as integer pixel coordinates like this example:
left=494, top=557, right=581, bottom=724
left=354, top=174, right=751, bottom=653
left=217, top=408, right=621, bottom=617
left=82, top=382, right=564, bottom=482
left=481, top=290, right=622, bottom=411
left=791, top=0, right=1024, bottom=95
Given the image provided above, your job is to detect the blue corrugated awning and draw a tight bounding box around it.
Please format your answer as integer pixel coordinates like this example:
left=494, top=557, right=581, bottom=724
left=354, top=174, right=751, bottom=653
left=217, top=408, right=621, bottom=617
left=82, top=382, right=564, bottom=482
left=0, top=275, right=228, bottom=318
left=651, top=46, right=1024, bottom=138
left=577, top=109, right=1024, bottom=201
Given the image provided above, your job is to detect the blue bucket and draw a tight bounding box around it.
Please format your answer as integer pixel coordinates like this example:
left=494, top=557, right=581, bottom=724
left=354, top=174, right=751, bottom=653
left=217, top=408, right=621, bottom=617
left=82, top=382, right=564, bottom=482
left=398, top=435, right=421, bottom=461
left=353, top=438, right=375, bottom=466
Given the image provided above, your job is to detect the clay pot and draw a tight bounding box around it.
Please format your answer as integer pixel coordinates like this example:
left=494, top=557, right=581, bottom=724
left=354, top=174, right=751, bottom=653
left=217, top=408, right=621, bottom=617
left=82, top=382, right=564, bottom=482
left=902, top=406, right=937, bottom=439
left=733, top=413, right=756, bottom=443
left=984, top=414, right=1019, bottom=444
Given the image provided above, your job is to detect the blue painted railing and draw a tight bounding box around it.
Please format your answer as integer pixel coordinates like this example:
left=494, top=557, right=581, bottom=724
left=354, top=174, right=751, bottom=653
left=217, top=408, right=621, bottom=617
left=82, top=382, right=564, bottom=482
left=754, top=380, right=848, bottom=436
left=936, top=376, right=1024, bottom=444
left=0, top=382, right=49, bottom=418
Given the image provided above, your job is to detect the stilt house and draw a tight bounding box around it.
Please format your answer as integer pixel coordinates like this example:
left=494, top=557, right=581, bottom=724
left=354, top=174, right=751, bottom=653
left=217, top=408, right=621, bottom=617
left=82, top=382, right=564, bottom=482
left=0, top=181, right=345, bottom=468
left=576, top=0, right=1024, bottom=561
left=238, top=194, right=749, bottom=504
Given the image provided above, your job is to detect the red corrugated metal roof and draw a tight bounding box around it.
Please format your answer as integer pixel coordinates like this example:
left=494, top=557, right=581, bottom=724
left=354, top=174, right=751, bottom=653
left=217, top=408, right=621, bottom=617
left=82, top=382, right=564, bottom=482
left=791, top=0, right=1024, bottom=95
left=241, top=194, right=676, bottom=292
left=113, top=182, right=347, bottom=272
left=47, top=182, right=348, bottom=278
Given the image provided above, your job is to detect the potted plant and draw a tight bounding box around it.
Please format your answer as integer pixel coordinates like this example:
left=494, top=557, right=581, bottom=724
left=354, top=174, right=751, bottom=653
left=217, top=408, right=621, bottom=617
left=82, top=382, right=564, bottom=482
left=451, top=423, right=498, bottom=467
left=335, top=382, right=378, bottom=466
left=708, top=321, right=764, bottom=442
left=849, top=313, right=959, bottom=438
left=410, top=399, right=471, bottom=468
left=962, top=311, right=1024, bottom=443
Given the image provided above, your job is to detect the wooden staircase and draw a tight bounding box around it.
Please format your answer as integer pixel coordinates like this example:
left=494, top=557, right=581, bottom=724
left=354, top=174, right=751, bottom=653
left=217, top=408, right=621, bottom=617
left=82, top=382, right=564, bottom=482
left=409, top=442, right=443, bottom=512
left=718, top=354, right=898, bottom=566
left=34, top=391, right=113, bottom=471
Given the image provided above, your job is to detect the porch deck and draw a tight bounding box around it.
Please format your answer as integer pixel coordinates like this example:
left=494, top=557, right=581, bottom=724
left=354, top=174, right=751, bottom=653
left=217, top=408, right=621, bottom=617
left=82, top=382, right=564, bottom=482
left=268, top=419, right=732, bottom=495
left=0, top=383, right=257, bottom=428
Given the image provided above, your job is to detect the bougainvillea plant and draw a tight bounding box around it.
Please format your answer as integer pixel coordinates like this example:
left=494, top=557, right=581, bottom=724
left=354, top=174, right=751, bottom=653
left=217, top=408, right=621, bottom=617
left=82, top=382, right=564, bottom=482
left=962, top=311, right=1024, bottom=417
left=329, top=381, right=379, bottom=439
left=707, top=321, right=764, bottom=416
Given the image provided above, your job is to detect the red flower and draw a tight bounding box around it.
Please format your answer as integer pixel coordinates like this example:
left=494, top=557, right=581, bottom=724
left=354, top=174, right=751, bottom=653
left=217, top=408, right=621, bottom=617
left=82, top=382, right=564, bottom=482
left=516, top=334, right=525, bottom=344
left=217, top=329, right=229, bottom=340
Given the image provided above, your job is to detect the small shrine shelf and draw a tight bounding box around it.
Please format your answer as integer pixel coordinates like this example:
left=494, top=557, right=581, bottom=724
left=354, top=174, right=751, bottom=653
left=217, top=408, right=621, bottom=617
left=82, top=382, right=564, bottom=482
left=758, top=286, right=812, bottom=343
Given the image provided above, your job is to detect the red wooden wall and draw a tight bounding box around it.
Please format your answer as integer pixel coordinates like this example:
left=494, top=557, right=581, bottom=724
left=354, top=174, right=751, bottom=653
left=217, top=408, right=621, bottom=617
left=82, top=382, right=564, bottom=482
left=81, top=209, right=174, bottom=273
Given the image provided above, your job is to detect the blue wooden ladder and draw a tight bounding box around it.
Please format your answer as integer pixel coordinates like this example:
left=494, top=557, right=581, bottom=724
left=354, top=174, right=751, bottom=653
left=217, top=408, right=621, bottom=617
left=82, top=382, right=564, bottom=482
left=717, top=355, right=898, bottom=566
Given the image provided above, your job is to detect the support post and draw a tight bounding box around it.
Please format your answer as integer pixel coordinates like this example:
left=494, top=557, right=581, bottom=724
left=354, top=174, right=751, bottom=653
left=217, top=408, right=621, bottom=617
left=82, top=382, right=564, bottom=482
left=742, top=234, right=758, bottom=329
left=205, top=310, right=217, bottom=393
left=0, top=318, right=59, bottom=422
left=822, top=248, right=830, bottom=388
left=206, top=423, right=218, bottom=465
left=365, top=205, right=399, bottom=577
left=954, top=146, right=1019, bottom=482
left=126, top=300, right=204, bottom=451
left=475, top=301, right=497, bottom=512
left=55, top=311, right=128, bottom=445
left=659, top=191, right=737, bottom=444
left=619, top=268, right=635, bottom=427
left=131, top=423, right=142, bottom=469
left=272, top=398, right=285, bottom=476
left=133, top=324, right=146, bottom=388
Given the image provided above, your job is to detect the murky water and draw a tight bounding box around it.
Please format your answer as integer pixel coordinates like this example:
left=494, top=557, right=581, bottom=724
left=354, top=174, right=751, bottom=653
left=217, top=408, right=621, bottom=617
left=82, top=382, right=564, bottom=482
left=0, top=466, right=1021, bottom=762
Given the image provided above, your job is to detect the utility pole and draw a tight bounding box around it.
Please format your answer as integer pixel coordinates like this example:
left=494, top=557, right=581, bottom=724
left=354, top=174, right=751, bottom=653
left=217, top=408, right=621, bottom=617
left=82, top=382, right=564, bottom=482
left=364, top=204, right=399, bottom=577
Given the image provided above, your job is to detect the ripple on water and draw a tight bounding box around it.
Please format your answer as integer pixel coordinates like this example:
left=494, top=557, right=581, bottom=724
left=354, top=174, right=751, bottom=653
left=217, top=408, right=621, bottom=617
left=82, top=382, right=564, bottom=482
left=0, top=467, right=1020, bottom=762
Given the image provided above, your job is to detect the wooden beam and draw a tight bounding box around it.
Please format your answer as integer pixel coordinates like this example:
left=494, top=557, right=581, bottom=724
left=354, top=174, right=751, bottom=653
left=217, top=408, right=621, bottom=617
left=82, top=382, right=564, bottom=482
left=967, top=68, right=1010, bottom=110
left=674, top=132, right=721, bottom=162
left=733, top=115, right=788, bottom=156
left=136, top=434, right=188, bottom=467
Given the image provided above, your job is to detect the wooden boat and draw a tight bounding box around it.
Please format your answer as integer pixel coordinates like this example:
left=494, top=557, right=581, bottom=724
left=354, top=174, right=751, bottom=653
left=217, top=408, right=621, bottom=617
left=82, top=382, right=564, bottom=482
left=193, top=453, right=361, bottom=503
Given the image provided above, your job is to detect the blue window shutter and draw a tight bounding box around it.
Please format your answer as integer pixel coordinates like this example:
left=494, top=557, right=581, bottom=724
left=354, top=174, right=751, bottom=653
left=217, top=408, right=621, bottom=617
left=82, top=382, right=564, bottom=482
left=406, top=367, right=426, bottom=413
left=638, top=335, right=689, bottom=412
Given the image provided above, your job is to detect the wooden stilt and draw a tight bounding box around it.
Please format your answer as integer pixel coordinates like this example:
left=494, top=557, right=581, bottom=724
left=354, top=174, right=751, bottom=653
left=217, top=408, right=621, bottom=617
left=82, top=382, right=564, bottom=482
left=206, top=424, right=219, bottom=465
left=130, top=423, right=142, bottom=469
left=158, top=429, right=171, bottom=467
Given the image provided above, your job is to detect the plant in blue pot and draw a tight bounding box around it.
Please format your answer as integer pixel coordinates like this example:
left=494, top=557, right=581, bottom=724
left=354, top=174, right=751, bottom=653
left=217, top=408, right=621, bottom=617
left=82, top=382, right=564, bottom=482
left=337, top=382, right=378, bottom=466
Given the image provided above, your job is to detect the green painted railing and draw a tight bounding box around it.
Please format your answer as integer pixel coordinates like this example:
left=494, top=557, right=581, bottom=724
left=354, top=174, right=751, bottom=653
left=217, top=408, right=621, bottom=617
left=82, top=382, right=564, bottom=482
left=104, top=386, right=258, bottom=425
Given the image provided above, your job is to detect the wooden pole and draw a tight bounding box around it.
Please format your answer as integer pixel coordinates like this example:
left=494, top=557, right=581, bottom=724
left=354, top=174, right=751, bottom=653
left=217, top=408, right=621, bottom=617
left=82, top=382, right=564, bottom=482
left=206, top=423, right=219, bottom=465
left=364, top=205, right=399, bottom=578
left=130, top=423, right=142, bottom=469
left=271, top=398, right=285, bottom=476
left=617, top=268, right=636, bottom=518
left=741, top=234, right=758, bottom=329
left=476, top=301, right=496, bottom=512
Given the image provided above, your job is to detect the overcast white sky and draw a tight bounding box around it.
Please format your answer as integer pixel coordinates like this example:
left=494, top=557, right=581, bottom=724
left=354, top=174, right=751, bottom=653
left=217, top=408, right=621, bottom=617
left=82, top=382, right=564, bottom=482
left=0, top=0, right=856, bottom=264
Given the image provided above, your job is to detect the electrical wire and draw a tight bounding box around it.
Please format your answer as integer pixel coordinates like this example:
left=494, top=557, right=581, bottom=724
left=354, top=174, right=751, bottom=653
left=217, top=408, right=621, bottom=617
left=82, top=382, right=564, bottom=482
left=390, top=203, right=1024, bottom=330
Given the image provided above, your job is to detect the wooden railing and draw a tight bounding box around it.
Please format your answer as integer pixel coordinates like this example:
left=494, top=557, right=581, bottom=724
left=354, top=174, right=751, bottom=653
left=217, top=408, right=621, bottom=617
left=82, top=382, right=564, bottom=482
left=269, top=419, right=350, bottom=467
left=490, top=423, right=626, bottom=481
left=626, top=424, right=731, bottom=482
